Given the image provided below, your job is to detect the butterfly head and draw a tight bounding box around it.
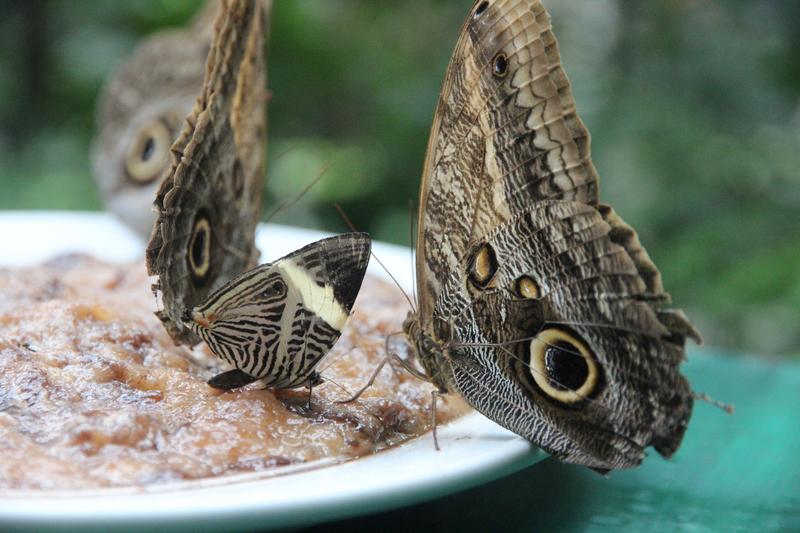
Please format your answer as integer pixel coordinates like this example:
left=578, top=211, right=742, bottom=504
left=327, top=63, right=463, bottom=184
left=186, top=309, right=216, bottom=331
left=403, top=312, right=452, bottom=392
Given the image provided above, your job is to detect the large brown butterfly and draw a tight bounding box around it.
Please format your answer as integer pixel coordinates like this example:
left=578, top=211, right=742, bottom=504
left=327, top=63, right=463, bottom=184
left=399, top=0, right=700, bottom=472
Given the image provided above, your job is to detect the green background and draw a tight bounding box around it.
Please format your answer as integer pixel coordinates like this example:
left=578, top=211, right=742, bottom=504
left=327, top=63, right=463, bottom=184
left=0, top=0, right=798, bottom=358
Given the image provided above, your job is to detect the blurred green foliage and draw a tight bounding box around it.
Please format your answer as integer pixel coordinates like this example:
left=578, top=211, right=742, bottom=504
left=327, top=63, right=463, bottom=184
left=0, top=0, right=798, bottom=357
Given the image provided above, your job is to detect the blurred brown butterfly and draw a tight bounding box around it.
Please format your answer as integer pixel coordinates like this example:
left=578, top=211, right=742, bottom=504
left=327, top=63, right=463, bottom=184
left=398, top=0, right=700, bottom=472
left=91, top=1, right=226, bottom=236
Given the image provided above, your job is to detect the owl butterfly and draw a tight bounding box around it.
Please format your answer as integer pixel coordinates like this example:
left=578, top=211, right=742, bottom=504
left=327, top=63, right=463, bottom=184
left=399, top=0, right=701, bottom=472
left=91, top=0, right=228, bottom=237
left=146, top=0, right=269, bottom=346
left=146, top=0, right=370, bottom=392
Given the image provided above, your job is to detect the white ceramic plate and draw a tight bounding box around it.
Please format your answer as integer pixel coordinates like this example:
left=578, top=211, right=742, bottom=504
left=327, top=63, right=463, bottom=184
left=0, top=212, right=544, bottom=531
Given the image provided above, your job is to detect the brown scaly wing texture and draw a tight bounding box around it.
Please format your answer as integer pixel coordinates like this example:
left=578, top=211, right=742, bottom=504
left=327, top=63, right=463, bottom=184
left=435, top=202, right=698, bottom=470
left=91, top=2, right=220, bottom=237
left=415, top=0, right=600, bottom=320
left=146, top=0, right=270, bottom=346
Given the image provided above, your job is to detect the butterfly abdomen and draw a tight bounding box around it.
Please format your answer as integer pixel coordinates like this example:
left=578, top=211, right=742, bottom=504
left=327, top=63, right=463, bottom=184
left=651, top=381, right=694, bottom=458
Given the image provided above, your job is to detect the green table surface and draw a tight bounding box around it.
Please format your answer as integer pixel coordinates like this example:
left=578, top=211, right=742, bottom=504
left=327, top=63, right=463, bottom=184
left=300, top=350, right=799, bottom=532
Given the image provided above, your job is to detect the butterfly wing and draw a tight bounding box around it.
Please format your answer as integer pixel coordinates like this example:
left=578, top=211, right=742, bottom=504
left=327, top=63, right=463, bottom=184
left=435, top=201, right=697, bottom=470
left=91, top=5, right=216, bottom=237
left=188, top=233, right=371, bottom=390
left=415, top=0, right=599, bottom=319
left=146, top=0, right=270, bottom=345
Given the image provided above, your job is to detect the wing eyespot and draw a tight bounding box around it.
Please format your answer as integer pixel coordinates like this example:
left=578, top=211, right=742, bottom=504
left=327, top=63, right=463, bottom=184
left=468, top=243, right=498, bottom=288
left=125, top=119, right=171, bottom=184
left=188, top=212, right=212, bottom=284
left=263, top=279, right=287, bottom=298
left=492, top=53, right=508, bottom=78
left=515, top=276, right=540, bottom=299
left=529, top=328, right=600, bottom=404
left=474, top=1, right=489, bottom=17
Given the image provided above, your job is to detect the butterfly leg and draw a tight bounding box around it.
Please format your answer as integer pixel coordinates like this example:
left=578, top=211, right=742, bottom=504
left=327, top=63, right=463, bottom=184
left=305, top=371, right=324, bottom=410
left=336, top=353, right=391, bottom=403
left=430, top=389, right=446, bottom=451
left=337, top=352, right=429, bottom=403
left=384, top=333, right=403, bottom=380
left=693, top=391, right=735, bottom=414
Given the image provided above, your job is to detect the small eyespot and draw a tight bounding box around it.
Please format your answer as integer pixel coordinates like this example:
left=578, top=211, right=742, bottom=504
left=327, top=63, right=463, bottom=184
left=468, top=243, right=498, bottom=288
left=125, top=120, right=171, bottom=184
left=515, top=276, right=540, bottom=299
left=188, top=214, right=212, bottom=283
left=493, top=53, right=508, bottom=78
left=474, top=1, right=489, bottom=17
left=264, top=279, right=287, bottom=298
left=529, top=328, right=600, bottom=404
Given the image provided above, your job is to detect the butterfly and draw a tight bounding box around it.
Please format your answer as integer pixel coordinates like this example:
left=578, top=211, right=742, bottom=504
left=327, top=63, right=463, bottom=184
left=188, top=233, right=371, bottom=390
left=398, top=0, right=700, bottom=472
left=91, top=0, right=228, bottom=237
left=146, top=0, right=268, bottom=346
left=146, top=0, right=369, bottom=392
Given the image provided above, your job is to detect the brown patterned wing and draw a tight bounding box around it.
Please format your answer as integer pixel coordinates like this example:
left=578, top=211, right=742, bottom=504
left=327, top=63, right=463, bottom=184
left=415, top=0, right=600, bottom=320
left=437, top=201, right=698, bottom=470
left=146, top=0, right=270, bottom=346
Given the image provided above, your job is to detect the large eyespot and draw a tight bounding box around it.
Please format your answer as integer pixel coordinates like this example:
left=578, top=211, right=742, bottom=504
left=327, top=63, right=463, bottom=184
left=474, top=1, right=489, bottom=17
left=515, top=275, right=540, bottom=299
left=188, top=213, right=212, bottom=284
left=529, top=328, right=600, bottom=404
left=468, top=243, right=498, bottom=288
left=493, top=53, right=508, bottom=78
left=125, top=120, right=171, bottom=184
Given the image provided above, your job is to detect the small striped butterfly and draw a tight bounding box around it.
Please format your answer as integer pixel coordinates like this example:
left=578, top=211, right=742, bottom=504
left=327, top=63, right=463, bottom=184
left=187, top=233, right=371, bottom=390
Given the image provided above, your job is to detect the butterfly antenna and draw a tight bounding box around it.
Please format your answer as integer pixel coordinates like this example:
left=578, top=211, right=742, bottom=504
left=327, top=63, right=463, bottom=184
left=317, top=345, right=357, bottom=375
left=333, top=203, right=416, bottom=313
left=481, top=339, right=681, bottom=447
left=318, top=375, right=385, bottom=422
left=454, top=333, right=678, bottom=395
left=694, top=392, right=735, bottom=414
left=408, top=198, right=418, bottom=307
left=451, top=345, right=647, bottom=457
left=271, top=144, right=299, bottom=164
left=264, top=161, right=331, bottom=225
left=317, top=374, right=353, bottom=398
left=443, top=306, right=675, bottom=433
